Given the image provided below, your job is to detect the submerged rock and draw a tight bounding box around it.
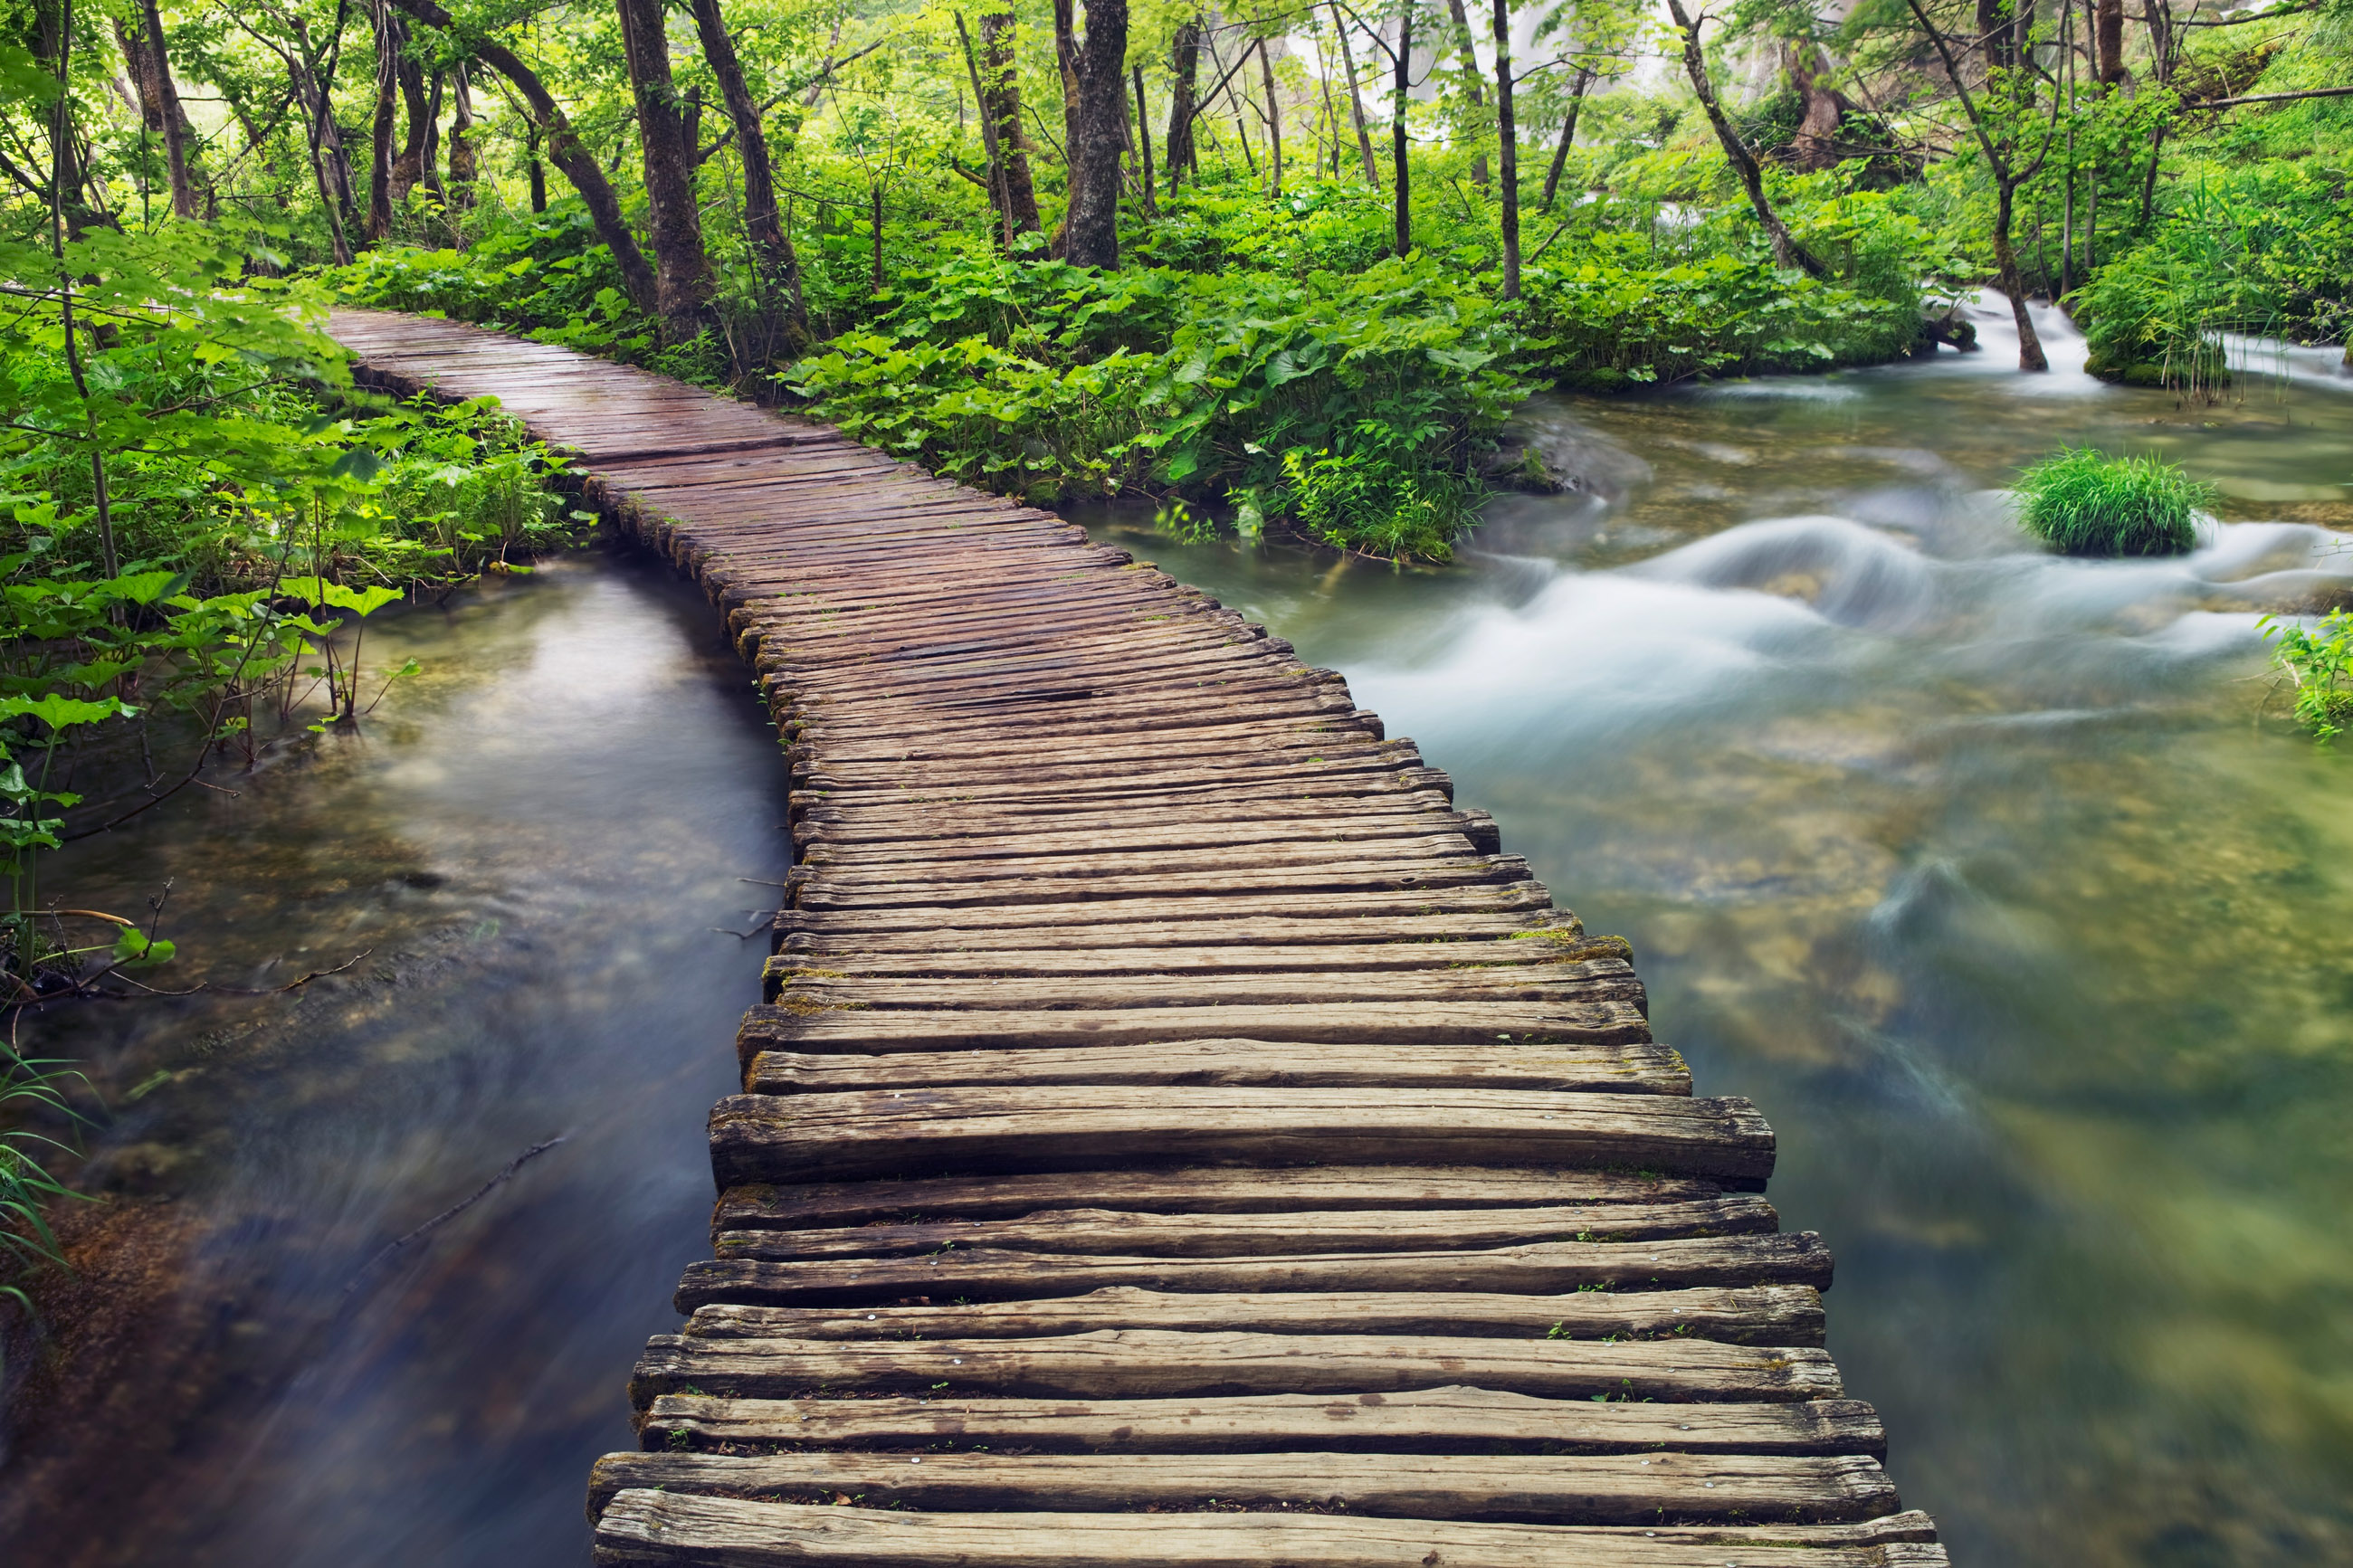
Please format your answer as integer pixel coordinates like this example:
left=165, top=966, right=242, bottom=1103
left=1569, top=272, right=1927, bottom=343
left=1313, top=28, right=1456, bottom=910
left=1483, top=400, right=1655, bottom=499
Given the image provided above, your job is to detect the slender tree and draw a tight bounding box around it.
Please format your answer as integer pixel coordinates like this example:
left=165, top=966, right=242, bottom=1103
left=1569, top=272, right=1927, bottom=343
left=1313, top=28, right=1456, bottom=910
left=1165, top=16, right=1202, bottom=190
left=979, top=12, right=1043, bottom=229
left=1393, top=5, right=1412, bottom=256
left=445, top=62, right=477, bottom=212
left=1539, top=66, right=1592, bottom=210
left=1330, top=4, right=1379, bottom=185
left=616, top=0, right=711, bottom=341
left=1257, top=36, right=1281, bottom=195
left=365, top=0, right=399, bottom=239
left=1443, top=0, right=1490, bottom=184
left=690, top=0, right=809, bottom=341
left=1054, top=0, right=1129, bottom=268
left=1662, top=0, right=1827, bottom=276
left=1491, top=0, right=1519, bottom=297
left=385, top=0, right=657, bottom=311
left=117, top=0, right=200, bottom=218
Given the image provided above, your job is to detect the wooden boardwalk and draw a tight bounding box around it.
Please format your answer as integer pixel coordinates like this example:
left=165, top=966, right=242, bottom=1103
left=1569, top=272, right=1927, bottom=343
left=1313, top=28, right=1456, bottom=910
left=331, top=309, right=1946, bottom=1568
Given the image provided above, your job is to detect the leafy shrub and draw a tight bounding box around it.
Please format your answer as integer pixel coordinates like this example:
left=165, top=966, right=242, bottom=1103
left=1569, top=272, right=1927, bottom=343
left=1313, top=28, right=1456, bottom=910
left=789, top=248, right=1523, bottom=560
left=2013, top=448, right=2211, bottom=556
left=2262, top=609, right=2353, bottom=744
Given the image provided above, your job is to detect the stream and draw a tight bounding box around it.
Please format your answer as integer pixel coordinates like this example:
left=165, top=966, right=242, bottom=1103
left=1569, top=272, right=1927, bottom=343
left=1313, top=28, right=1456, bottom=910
left=6, top=298, right=2351, bottom=1564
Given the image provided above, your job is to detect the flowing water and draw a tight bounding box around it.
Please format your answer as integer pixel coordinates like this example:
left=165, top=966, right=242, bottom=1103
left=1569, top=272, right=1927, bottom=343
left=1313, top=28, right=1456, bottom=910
left=1077, top=300, right=2353, bottom=1567
left=1, top=555, right=788, bottom=1564
left=6, top=301, right=2351, bottom=1565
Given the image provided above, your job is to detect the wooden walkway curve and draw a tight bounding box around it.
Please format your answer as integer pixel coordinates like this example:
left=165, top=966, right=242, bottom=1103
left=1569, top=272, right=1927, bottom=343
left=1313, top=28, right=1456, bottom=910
left=330, top=309, right=1947, bottom=1568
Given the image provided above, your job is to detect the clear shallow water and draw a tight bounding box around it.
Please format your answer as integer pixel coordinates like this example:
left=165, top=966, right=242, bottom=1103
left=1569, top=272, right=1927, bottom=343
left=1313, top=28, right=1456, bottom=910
left=2, top=554, right=788, bottom=1565
left=1082, top=306, right=2353, bottom=1565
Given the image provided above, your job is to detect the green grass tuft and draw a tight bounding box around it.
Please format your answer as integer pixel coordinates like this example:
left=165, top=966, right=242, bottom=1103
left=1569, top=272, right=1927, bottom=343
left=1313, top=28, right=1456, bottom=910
left=2014, top=448, right=2212, bottom=557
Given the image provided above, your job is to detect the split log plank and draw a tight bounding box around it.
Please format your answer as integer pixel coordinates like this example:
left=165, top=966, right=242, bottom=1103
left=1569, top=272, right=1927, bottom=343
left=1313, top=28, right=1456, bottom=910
left=592, top=1491, right=1952, bottom=1566
left=586, top=1449, right=1900, bottom=1525
left=638, top=1385, right=1874, bottom=1454
left=672, top=1232, right=1835, bottom=1311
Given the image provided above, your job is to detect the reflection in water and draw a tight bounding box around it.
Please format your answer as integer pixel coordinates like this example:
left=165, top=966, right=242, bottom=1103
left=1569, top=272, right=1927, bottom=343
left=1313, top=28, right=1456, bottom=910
left=3, top=555, right=787, bottom=1566
left=1081, top=336, right=2353, bottom=1565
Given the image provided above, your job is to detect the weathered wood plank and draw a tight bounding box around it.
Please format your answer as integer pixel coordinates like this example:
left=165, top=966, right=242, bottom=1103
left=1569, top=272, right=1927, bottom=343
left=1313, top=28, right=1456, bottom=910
left=592, top=1491, right=1952, bottom=1567
left=706, top=1088, right=1762, bottom=1186
left=764, top=965, right=1641, bottom=1014
left=710, top=1167, right=1727, bottom=1227
left=637, top=1385, right=1873, bottom=1454
left=677, top=1285, right=1828, bottom=1347
left=734, top=1001, right=1651, bottom=1062
left=710, top=1198, right=1776, bottom=1263
left=672, top=1232, right=1835, bottom=1311
left=586, top=1449, right=1900, bottom=1525
left=629, top=1329, right=1845, bottom=1404
left=741, top=1039, right=1687, bottom=1097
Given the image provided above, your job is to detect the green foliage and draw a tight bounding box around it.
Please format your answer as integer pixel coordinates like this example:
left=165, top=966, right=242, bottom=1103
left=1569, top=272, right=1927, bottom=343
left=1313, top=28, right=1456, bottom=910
left=2078, top=165, right=2353, bottom=393
left=788, top=238, right=1526, bottom=561
left=2262, top=610, right=2353, bottom=745
left=2013, top=448, right=2211, bottom=557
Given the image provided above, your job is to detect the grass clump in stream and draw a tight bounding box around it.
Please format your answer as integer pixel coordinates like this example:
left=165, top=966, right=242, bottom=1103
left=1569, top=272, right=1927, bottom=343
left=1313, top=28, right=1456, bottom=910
left=2014, top=449, right=2211, bottom=557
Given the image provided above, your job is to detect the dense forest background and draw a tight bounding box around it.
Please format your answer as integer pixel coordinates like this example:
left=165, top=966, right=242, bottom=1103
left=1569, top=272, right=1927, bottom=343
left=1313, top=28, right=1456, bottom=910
left=0, top=0, right=2348, bottom=1297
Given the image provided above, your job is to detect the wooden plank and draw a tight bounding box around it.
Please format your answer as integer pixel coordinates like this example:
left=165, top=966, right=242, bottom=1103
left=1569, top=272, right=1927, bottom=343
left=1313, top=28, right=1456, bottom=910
left=706, top=1088, right=1761, bottom=1186
left=586, top=1449, right=1901, bottom=1525
left=672, top=1233, right=1835, bottom=1311
left=638, top=1386, right=1873, bottom=1454
left=734, top=1000, right=1649, bottom=1063
left=741, top=1039, right=1688, bottom=1097
left=761, top=939, right=1604, bottom=980
left=675, top=1285, right=1826, bottom=1346
left=763, top=966, right=1642, bottom=1014
left=772, top=912, right=1564, bottom=953
left=592, top=1491, right=1953, bottom=1567
left=628, top=1329, right=1845, bottom=1404
left=710, top=1167, right=1729, bottom=1227
left=711, top=1198, right=1777, bottom=1262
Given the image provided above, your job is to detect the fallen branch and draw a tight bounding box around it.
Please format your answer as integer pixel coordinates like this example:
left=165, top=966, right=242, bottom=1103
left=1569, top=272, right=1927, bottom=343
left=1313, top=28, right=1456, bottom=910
left=344, top=1134, right=568, bottom=1296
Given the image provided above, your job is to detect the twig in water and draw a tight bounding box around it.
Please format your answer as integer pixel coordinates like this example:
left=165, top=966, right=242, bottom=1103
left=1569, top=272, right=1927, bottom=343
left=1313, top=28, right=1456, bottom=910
left=343, top=1134, right=568, bottom=1297
left=712, top=912, right=780, bottom=939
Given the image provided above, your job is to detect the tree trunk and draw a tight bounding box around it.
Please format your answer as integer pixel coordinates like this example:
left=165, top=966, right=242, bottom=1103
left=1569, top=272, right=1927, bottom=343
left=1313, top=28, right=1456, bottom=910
left=616, top=0, right=712, bottom=342
left=980, top=12, right=1043, bottom=229
left=1393, top=8, right=1411, bottom=257
left=1662, top=0, right=1827, bottom=277
left=1257, top=38, right=1281, bottom=196
left=2095, top=0, right=2124, bottom=82
left=690, top=0, right=808, bottom=341
left=1057, top=0, right=1128, bottom=268
left=385, top=0, right=656, bottom=310
left=119, top=0, right=199, bottom=217
left=1444, top=0, right=1490, bottom=186
left=1331, top=5, right=1378, bottom=186
left=2140, top=0, right=2174, bottom=82
left=1165, top=17, right=1200, bottom=191
left=1134, top=65, right=1157, bottom=205
left=281, top=24, right=355, bottom=262
left=446, top=63, right=477, bottom=212
left=422, top=69, right=447, bottom=199
left=1993, top=179, right=2047, bottom=370
left=1491, top=0, right=1519, bottom=298
left=1540, top=66, right=1591, bottom=210
left=393, top=17, right=430, bottom=197
left=366, top=0, right=399, bottom=239
left=1783, top=43, right=1848, bottom=171
left=1977, top=0, right=2013, bottom=69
